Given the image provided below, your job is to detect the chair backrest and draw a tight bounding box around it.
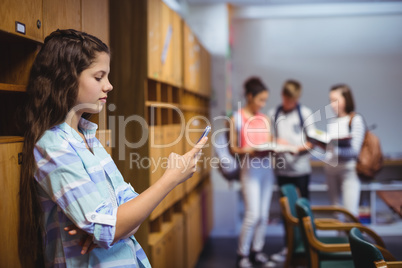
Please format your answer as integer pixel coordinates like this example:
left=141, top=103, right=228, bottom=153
left=280, top=184, right=299, bottom=218
left=280, top=184, right=303, bottom=249
left=349, top=227, right=385, bottom=268
left=295, top=198, right=317, bottom=236
left=296, top=198, right=318, bottom=268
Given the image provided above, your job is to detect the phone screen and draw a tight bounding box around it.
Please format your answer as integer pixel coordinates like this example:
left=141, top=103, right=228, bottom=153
left=197, top=126, right=211, bottom=143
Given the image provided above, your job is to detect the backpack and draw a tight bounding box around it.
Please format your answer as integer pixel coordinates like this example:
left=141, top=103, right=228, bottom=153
left=214, top=112, right=242, bottom=183
left=349, top=113, right=383, bottom=181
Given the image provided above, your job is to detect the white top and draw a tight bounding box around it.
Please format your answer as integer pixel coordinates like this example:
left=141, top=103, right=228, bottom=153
left=326, top=114, right=366, bottom=164
left=268, top=105, right=316, bottom=176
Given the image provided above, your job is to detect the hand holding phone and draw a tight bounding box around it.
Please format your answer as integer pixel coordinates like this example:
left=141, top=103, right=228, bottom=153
left=197, top=126, right=211, bottom=143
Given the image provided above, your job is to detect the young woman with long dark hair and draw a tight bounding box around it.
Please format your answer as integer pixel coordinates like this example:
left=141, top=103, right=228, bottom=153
left=19, top=29, right=207, bottom=267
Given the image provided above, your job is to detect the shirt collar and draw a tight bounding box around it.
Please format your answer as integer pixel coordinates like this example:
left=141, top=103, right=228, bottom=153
left=57, top=117, right=98, bottom=142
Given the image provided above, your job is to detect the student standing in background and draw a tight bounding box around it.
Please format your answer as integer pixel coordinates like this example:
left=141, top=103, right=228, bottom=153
left=325, top=84, right=365, bottom=216
left=268, top=79, right=315, bottom=263
left=268, top=80, right=315, bottom=198
left=230, top=77, right=276, bottom=268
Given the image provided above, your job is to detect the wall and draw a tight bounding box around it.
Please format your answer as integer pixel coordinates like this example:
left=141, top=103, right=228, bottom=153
left=231, top=4, right=402, bottom=156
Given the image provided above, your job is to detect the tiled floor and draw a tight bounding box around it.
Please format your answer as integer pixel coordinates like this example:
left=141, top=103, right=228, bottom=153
left=195, top=236, right=285, bottom=268
left=195, top=235, right=402, bottom=268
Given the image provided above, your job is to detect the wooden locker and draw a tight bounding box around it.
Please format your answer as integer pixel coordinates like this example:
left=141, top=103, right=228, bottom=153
left=182, top=22, right=193, bottom=91
left=199, top=45, right=211, bottom=97
left=160, top=2, right=174, bottom=85
left=162, top=124, right=175, bottom=209
left=0, top=0, right=43, bottom=41
left=183, top=23, right=201, bottom=93
left=149, top=125, right=166, bottom=220
left=172, top=213, right=184, bottom=268
left=171, top=12, right=183, bottom=87
left=82, top=0, right=110, bottom=130
left=0, top=138, right=23, bottom=268
left=149, top=232, right=166, bottom=268
left=147, top=0, right=162, bottom=80
left=109, top=1, right=212, bottom=260
left=43, top=0, right=81, bottom=38
left=172, top=124, right=184, bottom=202
left=184, top=191, right=202, bottom=268
left=163, top=222, right=175, bottom=267
left=81, top=0, right=110, bottom=46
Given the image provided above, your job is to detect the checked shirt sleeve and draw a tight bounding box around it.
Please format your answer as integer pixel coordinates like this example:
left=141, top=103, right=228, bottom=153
left=34, top=141, right=118, bottom=249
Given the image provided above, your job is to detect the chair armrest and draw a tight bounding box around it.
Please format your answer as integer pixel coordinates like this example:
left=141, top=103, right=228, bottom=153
left=315, top=222, right=385, bottom=248
left=375, top=245, right=397, bottom=261
left=387, top=262, right=402, bottom=268
left=302, top=217, right=350, bottom=253
left=375, top=260, right=402, bottom=268
left=311, top=205, right=360, bottom=223
left=315, top=218, right=342, bottom=224
left=280, top=197, right=298, bottom=225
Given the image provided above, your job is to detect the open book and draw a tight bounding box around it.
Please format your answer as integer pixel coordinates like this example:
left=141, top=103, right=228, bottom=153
left=254, top=143, right=298, bottom=154
left=307, top=129, right=352, bottom=146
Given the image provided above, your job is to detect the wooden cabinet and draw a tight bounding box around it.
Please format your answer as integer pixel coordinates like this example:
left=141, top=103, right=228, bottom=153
left=183, top=25, right=211, bottom=96
left=184, top=191, right=203, bottom=268
left=148, top=0, right=162, bottom=80
left=81, top=0, right=110, bottom=46
left=147, top=0, right=183, bottom=87
left=110, top=1, right=212, bottom=266
left=0, top=0, right=43, bottom=42
left=0, top=0, right=109, bottom=44
left=183, top=22, right=201, bottom=93
left=149, top=213, right=185, bottom=268
left=199, top=45, right=212, bottom=97
left=171, top=11, right=183, bottom=87
left=171, top=213, right=185, bottom=268
left=149, top=231, right=167, bottom=268
left=43, top=0, right=82, bottom=38
left=149, top=125, right=167, bottom=220
left=0, top=1, right=110, bottom=266
left=0, top=138, right=23, bottom=268
left=160, top=2, right=173, bottom=84
left=0, top=0, right=110, bottom=131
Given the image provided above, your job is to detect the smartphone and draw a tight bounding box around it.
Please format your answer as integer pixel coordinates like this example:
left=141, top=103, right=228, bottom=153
left=197, top=126, right=211, bottom=143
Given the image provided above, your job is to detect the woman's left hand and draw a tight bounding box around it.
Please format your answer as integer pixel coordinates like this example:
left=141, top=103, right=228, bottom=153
left=297, top=141, right=314, bottom=153
left=64, top=225, right=99, bottom=255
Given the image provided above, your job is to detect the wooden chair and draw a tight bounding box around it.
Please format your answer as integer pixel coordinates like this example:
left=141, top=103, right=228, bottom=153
left=295, top=197, right=389, bottom=268
left=279, top=184, right=385, bottom=268
left=349, top=227, right=401, bottom=268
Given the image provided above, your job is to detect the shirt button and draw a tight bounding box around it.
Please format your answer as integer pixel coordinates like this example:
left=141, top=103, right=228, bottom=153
left=91, top=214, right=96, bottom=220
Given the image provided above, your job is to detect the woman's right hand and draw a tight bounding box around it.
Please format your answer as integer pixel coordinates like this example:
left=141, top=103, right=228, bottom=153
left=163, top=137, right=208, bottom=186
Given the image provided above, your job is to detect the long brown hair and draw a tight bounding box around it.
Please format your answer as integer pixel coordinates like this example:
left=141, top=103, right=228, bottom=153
left=330, top=84, right=355, bottom=114
left=19, top=29, right=109, bottom=266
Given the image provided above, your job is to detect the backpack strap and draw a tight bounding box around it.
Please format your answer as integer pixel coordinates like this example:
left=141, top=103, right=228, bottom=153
left=296, top=104, right=303, bottom=129
left=274, top=105, right=283, bottom=138
left=233, top=110, right=242, bottom=147
left=348, top=112, right=368, bottom=132
left=274, top=104, right=304, bottom=138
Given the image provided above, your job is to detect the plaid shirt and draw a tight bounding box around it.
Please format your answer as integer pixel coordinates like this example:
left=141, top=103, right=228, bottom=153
left=34, top=118, right=151, bottom=268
